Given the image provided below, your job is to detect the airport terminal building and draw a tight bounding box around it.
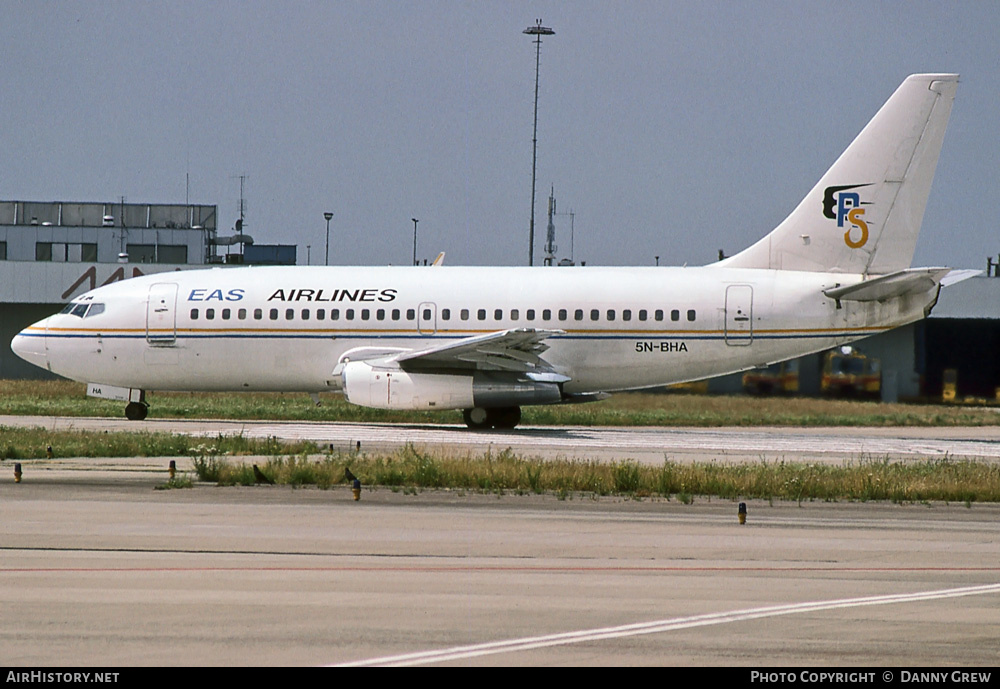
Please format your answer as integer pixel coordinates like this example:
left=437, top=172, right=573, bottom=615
left=0, top=199, right=294, bottom=379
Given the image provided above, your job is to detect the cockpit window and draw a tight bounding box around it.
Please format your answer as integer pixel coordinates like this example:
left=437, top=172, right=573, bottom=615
left=61, top=302, right=106, bottom=318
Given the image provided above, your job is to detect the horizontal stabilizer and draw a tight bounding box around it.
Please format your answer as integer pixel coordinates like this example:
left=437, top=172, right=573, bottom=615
left=823, top=267, right=950, bottom=302
left=940, top=269, right=982, bottom=286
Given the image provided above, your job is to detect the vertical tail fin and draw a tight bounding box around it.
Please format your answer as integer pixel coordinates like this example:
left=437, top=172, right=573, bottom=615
left=718, top=74, right=958, bottom=275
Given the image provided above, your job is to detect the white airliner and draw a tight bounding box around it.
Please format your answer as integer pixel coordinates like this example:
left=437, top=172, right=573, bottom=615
left=12, top=74, right=965, bottom=428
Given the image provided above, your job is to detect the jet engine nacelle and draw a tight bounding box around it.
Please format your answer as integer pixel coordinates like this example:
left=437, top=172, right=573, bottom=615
left=341, top=361, right=561, bottom=411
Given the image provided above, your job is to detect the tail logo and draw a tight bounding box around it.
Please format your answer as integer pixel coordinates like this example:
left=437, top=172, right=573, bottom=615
left=823, top=184, right=872, bottom=249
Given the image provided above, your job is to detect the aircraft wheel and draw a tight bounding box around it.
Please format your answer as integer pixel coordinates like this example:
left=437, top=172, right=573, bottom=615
left=489, top=406, right=522, bottom=430
left=462, top=407, right=491, bottom=429
left=125, top=402, right=148, bottom=421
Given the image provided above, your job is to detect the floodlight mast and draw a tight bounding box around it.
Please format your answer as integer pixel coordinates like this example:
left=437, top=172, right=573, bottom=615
left=524, top=20, right=555, bottom=267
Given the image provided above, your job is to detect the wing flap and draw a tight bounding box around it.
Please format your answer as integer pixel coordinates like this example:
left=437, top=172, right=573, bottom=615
left=396, top=327, right=565, bottom=374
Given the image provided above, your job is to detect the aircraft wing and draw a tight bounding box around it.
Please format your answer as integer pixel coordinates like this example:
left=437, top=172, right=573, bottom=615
left=395, top=327, right=568, bottom=379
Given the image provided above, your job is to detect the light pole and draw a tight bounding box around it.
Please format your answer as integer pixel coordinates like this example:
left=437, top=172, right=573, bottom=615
left=412, top=218, right=419, bottom=266
left=324, top=212, right=333, bottom=266
left=524, top=19, right=555, bottom=267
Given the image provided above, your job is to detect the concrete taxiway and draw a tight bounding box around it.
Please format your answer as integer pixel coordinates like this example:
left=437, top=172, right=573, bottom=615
left=1, top=423, right=999, bottom=666
left=3, top=415, right=1000, bottom=464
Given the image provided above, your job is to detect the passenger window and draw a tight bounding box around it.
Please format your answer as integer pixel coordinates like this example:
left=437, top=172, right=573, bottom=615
left=206, top=308, right=215, bottom=320
left=477, top=309, right=486, bottom=321
left=285, top=308, right=294, bottom=320
left=687, top=309, right=696, bottom=322
left=638, top=309, right=647, bottom=321
left=222, top=308, right=231, bottom=320
left=331, top=309, right=340, bottom=320
left=301, top=309, right=310, bottom=320
left=558, top=309, right=567, bottom=321
left=671, top=309, right=680, bottom=322
left=494, top=309, right=503, bottom=320
left=376, top=309, right=385, bottom=320
left=574, top=309, right=583, bottom=321
left=542, top=309, right=551, bottom=320
left=510, top=309, right=519, bottom=320
left=526, top=309, right=535, bottom=321
left=606, top=309, right=615, bottom=321
left=461, top=309, right=469, bottom=321
left=346, top=309, right=355, bottom=320
left=316, top=309, right=325, bottom=320
left=441, top=308, right=450, bottom=320
left=623, top=309, right=631, bottom=322
left=392, top=309, right=400, bottom=320
left=270, top=308, right=279, bottom=320
left=361, top=309, right=370, bottom=321
left=406, top=309, right=415, bottom=320
left=423, top=308, right=432, bottom=321
left=238, top=308, right=247, bottom=320
left=190, top=309, right=199, bottom=320
left=254, top=308, right=263, bottom=320
left=655, top=309, right=663, bottom=321
left=591, top=309, right=599, bottom=321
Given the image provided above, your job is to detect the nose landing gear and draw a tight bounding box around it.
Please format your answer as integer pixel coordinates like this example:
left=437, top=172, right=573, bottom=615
left=124, top=401, right=149, bottom=421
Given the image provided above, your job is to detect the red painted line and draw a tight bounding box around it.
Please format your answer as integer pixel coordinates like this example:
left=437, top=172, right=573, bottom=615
left=3, top=565, right=999, bottom=574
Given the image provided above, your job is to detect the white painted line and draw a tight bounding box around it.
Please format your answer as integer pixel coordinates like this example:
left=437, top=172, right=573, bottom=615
left=332, top=583, right=1000, bottom=666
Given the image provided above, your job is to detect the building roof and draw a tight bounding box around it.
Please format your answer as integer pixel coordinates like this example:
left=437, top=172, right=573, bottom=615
left=932, top=275, right=1000, bottom=319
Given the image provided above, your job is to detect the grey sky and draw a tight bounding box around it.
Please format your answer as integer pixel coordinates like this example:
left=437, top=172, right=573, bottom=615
left=2, top=1, right=997, bottom=270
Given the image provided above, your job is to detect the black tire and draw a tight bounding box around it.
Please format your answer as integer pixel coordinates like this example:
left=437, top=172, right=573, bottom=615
left=125, top=402, right=148, bottom=421
left=489, top=406, right=522, bottom=430
left=462, top=407, right=491, bottom=429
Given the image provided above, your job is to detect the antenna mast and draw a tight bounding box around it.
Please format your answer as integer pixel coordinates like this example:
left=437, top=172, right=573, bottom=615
left=524, top=19, right=555, bottom=267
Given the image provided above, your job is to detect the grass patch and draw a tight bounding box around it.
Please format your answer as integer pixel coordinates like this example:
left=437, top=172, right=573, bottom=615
left=0, top=426, right=319, bottom=460
left=1, top=380, right=999, bottom=427
left=188, top=445, right=1000, bottom=504
left=4, top=421, right=999, bottom=503
left=155, top=475, right=193, bottom=490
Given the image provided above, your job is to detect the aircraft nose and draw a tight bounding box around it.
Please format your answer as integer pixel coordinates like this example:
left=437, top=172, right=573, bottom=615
left=11, top=324, right=48, bottom=370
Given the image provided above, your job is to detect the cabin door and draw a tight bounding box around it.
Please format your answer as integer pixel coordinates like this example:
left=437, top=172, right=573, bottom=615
left=725, top=285, right=753, bottom=346
left=146, top=283, right=178, bottom=345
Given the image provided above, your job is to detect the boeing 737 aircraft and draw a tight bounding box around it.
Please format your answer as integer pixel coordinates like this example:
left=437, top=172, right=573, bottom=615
left=12, top=74, right=964, bottom=428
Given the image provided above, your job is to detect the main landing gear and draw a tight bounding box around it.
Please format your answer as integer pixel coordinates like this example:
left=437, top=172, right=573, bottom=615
left=462, top=406, right=521, bottom=430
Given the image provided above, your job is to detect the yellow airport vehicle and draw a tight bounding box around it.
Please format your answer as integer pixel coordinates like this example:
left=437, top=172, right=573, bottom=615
left=821, top=347, right=881, bottom=398
left=942, top=368, right=958, bottom=402
left=743, top=360, right=800, bottom=395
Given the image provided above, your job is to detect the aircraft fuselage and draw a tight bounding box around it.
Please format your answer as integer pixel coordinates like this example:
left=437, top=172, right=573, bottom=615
left=14, top=265, right=933, bottom=396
